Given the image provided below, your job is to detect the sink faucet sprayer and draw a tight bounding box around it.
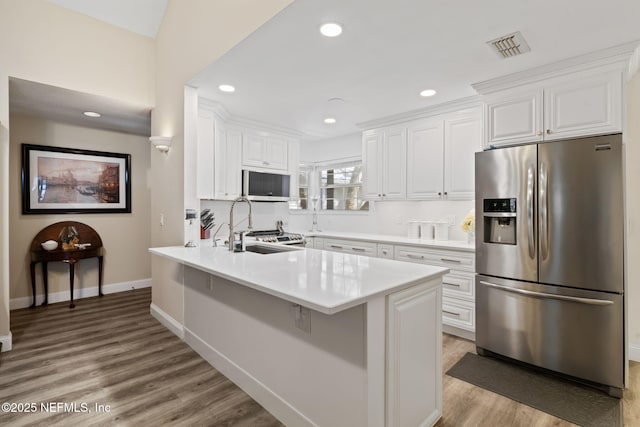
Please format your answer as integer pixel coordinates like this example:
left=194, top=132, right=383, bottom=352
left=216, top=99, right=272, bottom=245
left=228, top=196, right=253, bottom=252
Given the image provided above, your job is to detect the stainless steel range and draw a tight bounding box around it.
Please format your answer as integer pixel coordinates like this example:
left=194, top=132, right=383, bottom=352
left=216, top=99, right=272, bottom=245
left=475, top=133, right=625, bottom=397
left=246, top=230, right=305, bottom=246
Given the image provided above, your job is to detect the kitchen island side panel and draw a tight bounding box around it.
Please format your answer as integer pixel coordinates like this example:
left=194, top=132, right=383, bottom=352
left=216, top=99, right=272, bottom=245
left=183, top=266, right=367, bottom=427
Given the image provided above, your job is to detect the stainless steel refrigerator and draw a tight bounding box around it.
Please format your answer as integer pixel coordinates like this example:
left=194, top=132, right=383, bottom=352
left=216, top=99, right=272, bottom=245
left=475, top=133, right=624, bottom=397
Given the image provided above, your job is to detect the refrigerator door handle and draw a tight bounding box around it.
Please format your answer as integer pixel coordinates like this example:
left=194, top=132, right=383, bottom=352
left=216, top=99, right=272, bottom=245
left=539, top=162, right=549, bottom=260
left=479, top=281, right=614, bottom=305
left=527, top=166, right=535, bottom=259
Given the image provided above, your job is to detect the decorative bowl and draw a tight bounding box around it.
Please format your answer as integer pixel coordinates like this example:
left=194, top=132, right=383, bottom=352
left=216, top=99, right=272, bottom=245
left=41, top=240, right=58, bottom=251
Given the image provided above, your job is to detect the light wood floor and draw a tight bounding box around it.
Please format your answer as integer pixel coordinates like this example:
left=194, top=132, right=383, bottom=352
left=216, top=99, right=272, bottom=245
left=1, top=288, right=638, bottom=426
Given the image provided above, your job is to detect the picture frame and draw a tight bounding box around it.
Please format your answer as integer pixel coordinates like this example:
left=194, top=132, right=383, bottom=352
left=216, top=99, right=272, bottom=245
left=22, top=144, right=131, bottom=214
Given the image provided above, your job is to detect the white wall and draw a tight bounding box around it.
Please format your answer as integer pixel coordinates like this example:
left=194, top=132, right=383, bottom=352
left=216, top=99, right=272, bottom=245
left=300, top=133, right=361, bottom=163
left=151, top=0, right=294, bottom=324
left=0, top=0, right=155, bottom=345
left=626, top=62, right=640, bottom=358
left=8, top=114, right=151, bottom=304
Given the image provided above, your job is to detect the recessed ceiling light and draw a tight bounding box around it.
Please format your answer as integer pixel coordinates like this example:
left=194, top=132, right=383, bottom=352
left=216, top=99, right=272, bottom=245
left=320, top=23, right=342, bottom=37
left=83, top=111, right=101, bottom=118
left=218, top=84, right=235, bottom=93
left=324, top=117, right=337, bottom=124
left=420, top=89, right=437, bottom=97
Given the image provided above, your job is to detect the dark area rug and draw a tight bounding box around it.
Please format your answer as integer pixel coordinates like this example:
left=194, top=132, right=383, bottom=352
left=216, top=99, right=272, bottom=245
left=446, top=352, right=622, bottom=427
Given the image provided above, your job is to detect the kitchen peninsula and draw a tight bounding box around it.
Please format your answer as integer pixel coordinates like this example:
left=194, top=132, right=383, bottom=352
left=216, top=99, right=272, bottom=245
left=149, top=244, right=448, bottom=427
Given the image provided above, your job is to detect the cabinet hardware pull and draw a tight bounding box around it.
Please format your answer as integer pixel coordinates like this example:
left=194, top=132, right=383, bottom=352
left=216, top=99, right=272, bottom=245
left=536, top=131, right=542, bottom=136
left=546, top=129, right=551, bottom=134
left=443, top=282, right=461, bottom=287
left=407, top=254, right=425, bottom=260
left=443, top=310, right=460, bottom=316
left=329, top=245, right=343, bottom=249
left=438, top=192, right=442, bottom=196
left=352, top=247, right=366, bottom=252
left=444, top=192, right=448, bottom=196
left=378, top=194, right=382, bottom=197
left=440, top=258, right=461, bottom=263
left=479, top=281, right=614, bottom=305
left=382, top=193, right=386, bottom=196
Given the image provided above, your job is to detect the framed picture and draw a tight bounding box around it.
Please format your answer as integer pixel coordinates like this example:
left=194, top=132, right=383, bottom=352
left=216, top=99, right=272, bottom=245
left=22, top=144, right=131, bottom=214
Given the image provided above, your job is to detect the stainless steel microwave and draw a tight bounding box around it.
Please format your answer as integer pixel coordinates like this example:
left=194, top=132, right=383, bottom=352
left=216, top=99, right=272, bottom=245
left=242, top=170, right=290, bottom=201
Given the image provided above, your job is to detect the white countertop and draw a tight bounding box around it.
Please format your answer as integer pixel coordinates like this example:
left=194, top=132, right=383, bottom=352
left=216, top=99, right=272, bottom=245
left=303, top=230, right=475, bottom=252
left=150, top=244, right=448, bottom=315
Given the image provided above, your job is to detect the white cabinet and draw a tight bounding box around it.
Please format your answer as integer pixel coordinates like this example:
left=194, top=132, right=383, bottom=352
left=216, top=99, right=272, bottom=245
left=406, top=111, right=482, bottom=201
left=197, top=110, right=241, bottom=200
left=406, top=120, right=443, bottom=200
left=485, top=68, right=622, bottom=148
left=242, top=133, right=288, bottom=171
left=394, top=245, right=476, bottom=335
left=362, top=128, right=407, bottom=200
left=288, top=140, right=300, bottom=201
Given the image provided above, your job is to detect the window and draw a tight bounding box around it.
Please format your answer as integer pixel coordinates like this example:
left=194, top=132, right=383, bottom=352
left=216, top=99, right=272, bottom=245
left=319, top=163, right=369, bottom=211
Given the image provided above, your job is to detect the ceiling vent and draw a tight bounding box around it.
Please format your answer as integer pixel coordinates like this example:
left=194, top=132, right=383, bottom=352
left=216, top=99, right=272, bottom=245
left=487, top=31, right=531, bottom=59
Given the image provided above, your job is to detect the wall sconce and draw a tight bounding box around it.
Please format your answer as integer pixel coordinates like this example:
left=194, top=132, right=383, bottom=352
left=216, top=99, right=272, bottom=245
left=149, top=136, right=172, bottom=153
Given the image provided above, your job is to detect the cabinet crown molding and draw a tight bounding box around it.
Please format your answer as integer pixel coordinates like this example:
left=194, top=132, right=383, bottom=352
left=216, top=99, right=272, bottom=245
left=472, top=40, right=638, bottom=95
left=357, top=96, right=482, bottom=131
left=629, top=44, right=640, bottom=80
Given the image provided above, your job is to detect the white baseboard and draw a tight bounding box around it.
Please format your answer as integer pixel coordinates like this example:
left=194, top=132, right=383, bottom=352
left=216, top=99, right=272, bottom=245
left=630, top=343, right=640, bottom=362
left=10, top=278, right=152, bottom=310
left=184, top=327, right=314, bottom=427
left=0, top=333, right=12, bottom=352
left=443, top=324, right=476, bottom=342
left=150, top=303, right=184, bottom=340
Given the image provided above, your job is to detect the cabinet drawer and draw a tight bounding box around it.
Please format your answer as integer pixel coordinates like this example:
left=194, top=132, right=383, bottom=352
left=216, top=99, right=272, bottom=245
left=442, top=297, right=475, bottom=331
left=324, top=238, right=377, bottom=256
left=442, top=272, right=475, bottom=301
left=377, top=244, right=394, bottom=259
left=394, top=245, right=475, bottom=272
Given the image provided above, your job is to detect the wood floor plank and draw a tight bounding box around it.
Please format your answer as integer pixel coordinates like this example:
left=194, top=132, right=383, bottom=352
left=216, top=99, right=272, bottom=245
left=1, top=288, right=637, bottom=426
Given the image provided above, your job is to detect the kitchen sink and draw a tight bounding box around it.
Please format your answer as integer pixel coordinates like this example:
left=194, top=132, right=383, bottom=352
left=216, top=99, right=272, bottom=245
left=245, top=244, right=301, bottom=255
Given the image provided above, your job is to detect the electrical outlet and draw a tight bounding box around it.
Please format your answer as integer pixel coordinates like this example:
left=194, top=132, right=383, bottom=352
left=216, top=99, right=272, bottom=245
left=291, top=304, right=311, bottom=333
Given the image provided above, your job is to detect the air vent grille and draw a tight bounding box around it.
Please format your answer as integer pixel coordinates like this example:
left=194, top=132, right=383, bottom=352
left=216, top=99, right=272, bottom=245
left=487, top=31, right=531, bottom=58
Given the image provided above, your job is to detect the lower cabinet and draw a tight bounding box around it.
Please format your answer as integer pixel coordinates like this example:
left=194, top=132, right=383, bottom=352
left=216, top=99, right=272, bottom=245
left=394, top=245, right=475, bottom=337
left=317, top=236, right=476, bottom=338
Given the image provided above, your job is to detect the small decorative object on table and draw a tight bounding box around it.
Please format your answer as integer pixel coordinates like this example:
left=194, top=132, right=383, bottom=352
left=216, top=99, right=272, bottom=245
left=58, top=225, right=80, bottom=250
left=461, top=208, right=475, bottom=244
left=41, top=240, right=58, bottom=251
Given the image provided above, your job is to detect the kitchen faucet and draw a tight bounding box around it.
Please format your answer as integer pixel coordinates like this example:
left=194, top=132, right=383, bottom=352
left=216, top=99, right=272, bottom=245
left=228, top=196, right=253, bottom=252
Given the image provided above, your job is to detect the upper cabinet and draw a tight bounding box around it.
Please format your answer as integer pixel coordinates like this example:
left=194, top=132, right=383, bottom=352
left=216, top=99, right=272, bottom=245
left=242, top=133, right=288, bottom=171
left=362, top=127, right=407, bottom=200
left=363, top=108, right=482, bottom=202
left=406, top=109, right=482, bottom=201
left=484, top=67, right=622, bottom=148
left=196, top=110, right=241, bottom=200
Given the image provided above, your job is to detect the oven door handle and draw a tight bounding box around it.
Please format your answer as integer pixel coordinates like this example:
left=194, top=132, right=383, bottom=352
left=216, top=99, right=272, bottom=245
left=479, top=281, right=614, bottom=305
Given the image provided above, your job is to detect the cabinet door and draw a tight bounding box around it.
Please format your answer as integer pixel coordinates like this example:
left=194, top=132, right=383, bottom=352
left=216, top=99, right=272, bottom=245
left=485, top=89, right=543, bottom=147
left=242, top=133, right=266, bottom=168
left=406, top=120, right=444, bottom=200
left=196, top=110, right=215, bottom=199
left=213, top=124, right=227, bottom=199
left=224, top=129, right=242, bottom=199
left=382, top=128, right=407, bottom=199
left=264, top=137, right=288, bottom=170
left=444, top=114, right=482, bottom=200
left=543, top=70, right=622, bottom=140
left=363, top=131, right=383, bottom=200
left=288, top=140, right=300, bottom=202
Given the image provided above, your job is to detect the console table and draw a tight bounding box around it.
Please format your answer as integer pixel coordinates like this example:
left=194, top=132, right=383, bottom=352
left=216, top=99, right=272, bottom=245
left=29, top=221, right=104, bottom=308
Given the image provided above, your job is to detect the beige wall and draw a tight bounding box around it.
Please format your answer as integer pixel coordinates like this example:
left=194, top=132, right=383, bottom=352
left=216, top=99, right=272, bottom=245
left=0, top=0, right=155, bottom=341
left=627, top=72, right=640, bottom=350
left=150, top=0, right=294, bottom=323
left=8, top=114, right=151, bottom=302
